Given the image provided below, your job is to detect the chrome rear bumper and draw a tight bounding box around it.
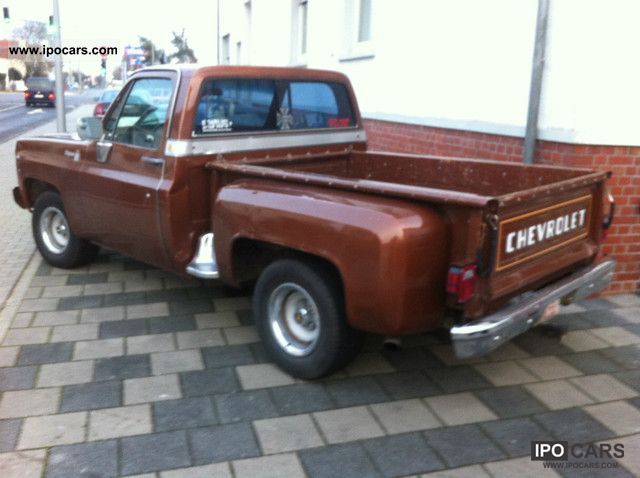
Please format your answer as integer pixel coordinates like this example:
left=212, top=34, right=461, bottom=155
left=451, top=259, right=616, bottom=359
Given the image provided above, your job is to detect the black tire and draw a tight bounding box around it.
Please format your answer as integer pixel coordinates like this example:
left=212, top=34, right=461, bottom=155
left=254, top=258, right=363, bottom=379
left=32, top=191, right=99, bottom=268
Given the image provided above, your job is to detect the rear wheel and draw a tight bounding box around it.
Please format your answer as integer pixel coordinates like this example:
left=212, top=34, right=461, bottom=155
left=32, top=191, right=99, bottom=268
left=254, top=258, right=363, bottom=379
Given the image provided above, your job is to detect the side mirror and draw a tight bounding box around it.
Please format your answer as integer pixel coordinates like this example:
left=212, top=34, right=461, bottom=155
left=76, top=116, right=103, bottom=140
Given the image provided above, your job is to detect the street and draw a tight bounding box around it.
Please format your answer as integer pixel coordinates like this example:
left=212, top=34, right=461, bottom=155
left=0, top=91, right=96, bottom=143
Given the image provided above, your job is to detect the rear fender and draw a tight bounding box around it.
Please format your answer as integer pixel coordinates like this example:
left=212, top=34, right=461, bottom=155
left=213, top=179, right=450, bottom=334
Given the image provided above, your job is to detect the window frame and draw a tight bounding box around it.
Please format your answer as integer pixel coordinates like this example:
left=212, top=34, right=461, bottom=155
left=102, top=74, right=177, bottom=151
left=190, top=77, right=359, bottom=138
left=340, top=0, right=375, bottom=62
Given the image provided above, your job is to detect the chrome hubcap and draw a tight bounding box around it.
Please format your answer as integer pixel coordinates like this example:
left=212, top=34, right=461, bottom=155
left=39, top=206, right=70, bottom=254
left=268, top=283, right=320, bottom=357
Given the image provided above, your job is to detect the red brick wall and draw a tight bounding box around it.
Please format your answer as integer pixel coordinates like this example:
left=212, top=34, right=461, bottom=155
left=364, top=118, right=640, bottom=295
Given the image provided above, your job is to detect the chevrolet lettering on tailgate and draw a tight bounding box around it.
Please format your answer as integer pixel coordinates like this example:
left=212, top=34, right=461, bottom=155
left=496, top=195, right=592, bottom=271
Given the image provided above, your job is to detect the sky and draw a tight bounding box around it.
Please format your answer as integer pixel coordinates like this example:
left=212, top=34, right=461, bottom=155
left=0, top=0, right=218, bottom=75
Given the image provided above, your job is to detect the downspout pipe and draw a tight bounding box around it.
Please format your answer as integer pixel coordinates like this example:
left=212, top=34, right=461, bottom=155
left=523, top=0, right=550, bottom=164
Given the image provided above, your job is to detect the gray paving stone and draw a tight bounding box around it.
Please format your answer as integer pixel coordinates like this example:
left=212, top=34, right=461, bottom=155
left=161, top=463, right=232, bottom=478
left=0, top=388, right=61, bottom=418
left=61, top=380, right=122, bottom=412
left=313, top=406, right=384, bottom=443
left=94, top=354, right=151, bottom=381
left=236, top=363, right=295, bottom=390
left=180, top=368, right=240, bottom=397
left=18, top=298, right=59, bottom=313
left=121, top=431, right=191, bottom=475
left=299, top=442, right=381, bottom=478
left=601, top=344, right=640, bottom=369
left=0, top=347, right=19, bottom=367
left=103, top=291, right=146, bottom=307
left=127, top=302, right=169, bottom=320
left=41, top=284, right=84, bottom=298
left=0, top=449, right=46, bottom=477
left=124, top=374, right=181, bottom=405
left=18, top=411, right=87, bottom=449
left=475, top=385, right=549, bottom=418
left=423, top=424, right=506, bottom=468
left=324, top=376, right=389, bottom=407
left=154, top=397, right=218, bottom=431
left=80, top=306, right=125, bottom=323
left=363, top=432, right=445, bottom=477
left=562, top=350, right=625, bottom=374
left=370, top=398, right=441, bottom=434
left=149, top=315, right=197, bottom=334
left=376, top=371, right=441, bottom=400
left=269, top=383, right=335, bottom=415
left=195, top=311, right=241, bottom=329
left=11, top=313, right=33, bottom=328
left=615, top=370, right=640, bottom=392
left=73, top=338, right=124, bottom=360
left=425, top=392, right=497, bottom=426
left=0, top=419, right=21, bottom=452
left=59, top=295, right=103, bottom=310
left=151, top=350, right=203, bottom=375
left=254, top=414, right=324, bottom=454
left=424, top=365, right=492, bottom=392
left=214, top=390, right=278, bottom=424
left=37, top=360, right=94, bottom=387
left=481, top=417, right=552, bottom=457
left=534, top=407, right=616, bottom=443
left=18, top=342, right=73, bottom=365
left=232, top=453, right=305, bottom=478
left=67, top=272, right=109, bottom=285
left=32, top=310, right=79, bottom=327
left=513, top=329, right=572, bottom=356
left=127, top=333, right=175, bottom=355
left=169, top=299, right=213, bottom=315
left=189, top=423, right=260, bottom=464
left=0, top=366, right=37, bottom=391
left=47, top=439, right=117, bottom=477
left=89, top=404, right=152, bottom=440
left=50, top=323, right=99, bottom=343
left=3, top=327, right=50, bottom=346
left=177, top=329, right=225, bottom=349
left=99, top=319, right=149, bottom=339
left=202, top=344, right=255, bottom=368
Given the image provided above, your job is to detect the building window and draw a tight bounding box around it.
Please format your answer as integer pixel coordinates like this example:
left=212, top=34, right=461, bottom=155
left=341, top=0, right=374, bottom=61
left=291, top=0, right=308, bottom=65
left=358, top=0, right=372, bottom=42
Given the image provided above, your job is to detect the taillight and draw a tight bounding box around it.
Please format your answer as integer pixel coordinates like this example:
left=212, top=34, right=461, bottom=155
left=48, top=93, right=55, bottom=100
left=447, top=264, right=478, bottom=303
left=94, top=103, right=104, bottom=116
left=24, top=91, right=30, bottom=98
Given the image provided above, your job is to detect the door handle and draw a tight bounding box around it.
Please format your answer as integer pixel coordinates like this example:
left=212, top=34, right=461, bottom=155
left=141, top=156, right=164, bottom=166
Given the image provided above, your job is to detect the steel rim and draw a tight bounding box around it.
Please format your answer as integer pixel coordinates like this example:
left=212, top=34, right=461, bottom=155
left=268, top=282, right=321, bottom=357
left=39, top=206, right=70, bottom=254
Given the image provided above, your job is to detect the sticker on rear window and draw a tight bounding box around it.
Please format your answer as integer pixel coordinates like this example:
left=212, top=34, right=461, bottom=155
left=327, top=118, right=350, bottom=128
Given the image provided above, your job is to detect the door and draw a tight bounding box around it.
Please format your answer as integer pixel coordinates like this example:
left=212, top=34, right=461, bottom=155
left=72, top=73, right=176, bottom=268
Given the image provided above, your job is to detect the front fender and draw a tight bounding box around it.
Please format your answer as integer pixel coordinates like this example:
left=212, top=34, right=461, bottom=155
left=213, top=179, right=450, bottom=334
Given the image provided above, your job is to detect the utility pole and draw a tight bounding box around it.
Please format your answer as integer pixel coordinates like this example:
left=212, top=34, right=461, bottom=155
left=52, top=0, right=66, bottom=132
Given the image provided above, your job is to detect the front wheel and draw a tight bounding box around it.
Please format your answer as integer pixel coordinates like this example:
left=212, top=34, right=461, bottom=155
left=254, top=258, right=363, bottom=379
left=32, top=191, right=99, bottom=268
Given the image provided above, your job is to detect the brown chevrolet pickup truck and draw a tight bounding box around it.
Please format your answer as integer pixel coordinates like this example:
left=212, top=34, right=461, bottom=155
left=13, top=65, right=615, bottom=378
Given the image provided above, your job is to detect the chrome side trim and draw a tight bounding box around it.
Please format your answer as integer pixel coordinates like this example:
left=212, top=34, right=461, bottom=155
left=451, top=259, right=616, bottom=359
left=165, top=129, right=366, bottom=157
left=186, top=233, right=220, bottom=279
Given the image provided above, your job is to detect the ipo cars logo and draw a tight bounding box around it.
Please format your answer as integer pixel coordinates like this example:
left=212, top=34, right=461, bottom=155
left=531, top=441, right=624, bottom=461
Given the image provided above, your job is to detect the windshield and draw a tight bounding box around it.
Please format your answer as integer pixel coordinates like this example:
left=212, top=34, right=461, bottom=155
left=26, top=78, right=53, bottom=90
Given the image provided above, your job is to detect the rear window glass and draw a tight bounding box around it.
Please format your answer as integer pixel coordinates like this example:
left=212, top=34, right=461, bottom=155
left=26, top=78, right=53, bottom=90
left=193, top=78, right=356, bottom=135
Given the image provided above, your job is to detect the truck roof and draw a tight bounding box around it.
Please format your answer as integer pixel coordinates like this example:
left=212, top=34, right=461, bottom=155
left=134, top=64, right=352, bottom=84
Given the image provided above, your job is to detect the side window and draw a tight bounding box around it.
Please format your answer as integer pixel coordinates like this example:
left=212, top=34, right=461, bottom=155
left=104, top=78, right=173, bottom=149
left=284, top=82, right=355, bottom=129
left=193, top=78, right=356, bottom=135
left=193, top=79, right=277, bottom=134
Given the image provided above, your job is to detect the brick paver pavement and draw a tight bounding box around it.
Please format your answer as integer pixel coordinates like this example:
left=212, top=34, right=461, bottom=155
left=0, top=245, right=638, bottom=477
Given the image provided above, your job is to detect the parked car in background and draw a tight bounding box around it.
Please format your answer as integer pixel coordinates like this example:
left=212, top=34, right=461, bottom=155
left=93, top=89, right=120, bottom=116
left=24, top=77, right=55, bottom=107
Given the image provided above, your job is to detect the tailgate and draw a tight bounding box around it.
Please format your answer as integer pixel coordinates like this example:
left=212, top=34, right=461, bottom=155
left=473, top=170, right=609, bottom=316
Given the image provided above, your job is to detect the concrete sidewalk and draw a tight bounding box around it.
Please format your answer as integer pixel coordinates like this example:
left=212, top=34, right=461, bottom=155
left=0, top=104, right=94, bottom=311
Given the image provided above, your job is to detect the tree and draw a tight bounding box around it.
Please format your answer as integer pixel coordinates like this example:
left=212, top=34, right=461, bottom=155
left=8, top=67, right=22, bottom=81
left=12, top=21, right=51, bottom=77
left=138, top=36, right=165, bottom=66
left=168, top=30, right=197, bottom=63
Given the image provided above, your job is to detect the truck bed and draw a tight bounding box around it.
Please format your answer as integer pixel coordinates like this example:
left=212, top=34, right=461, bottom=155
left=209, top=150, right=609, bottom=318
